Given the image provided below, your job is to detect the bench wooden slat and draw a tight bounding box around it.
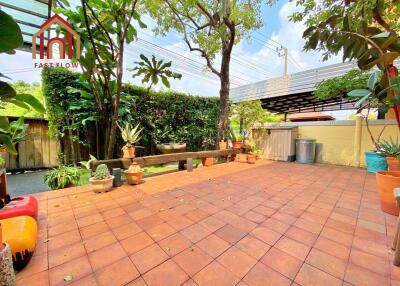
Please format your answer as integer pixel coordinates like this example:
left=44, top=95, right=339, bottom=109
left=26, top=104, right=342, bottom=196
left=91, top=149, right=239, bottom=170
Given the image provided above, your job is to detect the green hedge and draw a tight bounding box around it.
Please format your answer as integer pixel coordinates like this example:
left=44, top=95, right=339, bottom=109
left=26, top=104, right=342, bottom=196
left=42, top=67, right=219, bottom=160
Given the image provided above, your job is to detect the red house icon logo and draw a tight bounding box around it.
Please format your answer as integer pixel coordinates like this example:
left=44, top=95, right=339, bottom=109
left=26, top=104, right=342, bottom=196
left=32, top=14, right=80, bottom=60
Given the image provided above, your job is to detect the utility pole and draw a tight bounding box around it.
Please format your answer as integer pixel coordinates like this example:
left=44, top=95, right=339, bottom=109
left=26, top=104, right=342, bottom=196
left=284, top=48, right=288, bottom=76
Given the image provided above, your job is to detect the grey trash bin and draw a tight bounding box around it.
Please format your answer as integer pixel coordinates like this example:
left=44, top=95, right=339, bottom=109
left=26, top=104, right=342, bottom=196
left=296, top=138, right=316, bottom=164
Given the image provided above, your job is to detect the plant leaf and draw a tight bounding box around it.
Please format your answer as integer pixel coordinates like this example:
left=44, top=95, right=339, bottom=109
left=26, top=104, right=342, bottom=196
left=0, top=10, right=23, bottom=53
left=347, top=89, right=371, bottom=97
left=14, top=94, right=45, bottom=113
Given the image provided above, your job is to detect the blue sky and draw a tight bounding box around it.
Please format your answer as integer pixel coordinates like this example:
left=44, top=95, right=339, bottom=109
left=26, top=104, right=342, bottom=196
left=1, top=1, right=342, bottom=98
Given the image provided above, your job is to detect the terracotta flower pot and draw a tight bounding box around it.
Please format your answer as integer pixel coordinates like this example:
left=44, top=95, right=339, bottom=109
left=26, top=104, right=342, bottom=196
left=125, top=171, right=143, bottom=185
left=90, top=176, right=114, bottom=193
left=122, top=146, right=135, bottom=158
left=219, top=141, right=227, bottom=150
left=232, top=141, right=243, bottom=149
left=376, top=171, right=400, bottom=215
left=247, top=154, right=257, bottom=164
left=387, top=157, right=400, bottom=171
left=236, top=153, right=248, bottom=163
left=202, top=157, right=214, bottom=167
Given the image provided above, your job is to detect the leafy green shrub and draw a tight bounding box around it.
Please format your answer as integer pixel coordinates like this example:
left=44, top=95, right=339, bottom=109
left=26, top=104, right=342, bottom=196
left=377, top=138, right=400, bottom=159
left=93, top=164, right=111, bottom=180
left=44, top=166, right=81, bottom=190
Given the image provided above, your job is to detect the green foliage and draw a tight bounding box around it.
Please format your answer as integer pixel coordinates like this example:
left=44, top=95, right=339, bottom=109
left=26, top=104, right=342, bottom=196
left=93, top=164, right=111, bottom=180
left=0, top=117, right=28, bottom=155
left=117, top=123, right=142, bottom=147
left=314, top=70, right=370, bottom=100
left=129, top=54, right=182, bottom=88
left=245, top=137, right=260, bottom=156
left=230, top=100, right=280, bottom=140
left=228, top=127, right=244, bottom=142
left=0, top=10, right=23, bottom=53
left=42, top=67, right=220, bottom=155
left=0, top=155, right=5, bottom=167
left=79, top=154, right=97, bottom=171
left=377, top=138, right=400, bottom=159
left=44, top=166, right=81, bottom=190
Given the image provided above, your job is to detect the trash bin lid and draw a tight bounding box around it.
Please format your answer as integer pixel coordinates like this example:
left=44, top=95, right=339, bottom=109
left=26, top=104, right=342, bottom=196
left=296, top=138, right=316, bottom=143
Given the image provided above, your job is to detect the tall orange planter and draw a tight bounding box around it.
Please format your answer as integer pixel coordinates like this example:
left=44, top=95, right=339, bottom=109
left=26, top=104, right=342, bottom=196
left=387, top=157, right=400, bottom=171
left=376, top=171, right=400, bottom=215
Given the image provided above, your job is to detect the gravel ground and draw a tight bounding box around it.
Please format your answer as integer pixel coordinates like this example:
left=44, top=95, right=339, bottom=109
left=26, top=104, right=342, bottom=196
left=6, top=170, right=49, bottom=197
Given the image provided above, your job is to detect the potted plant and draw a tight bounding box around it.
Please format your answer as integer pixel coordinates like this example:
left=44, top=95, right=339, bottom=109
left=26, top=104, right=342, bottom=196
left=44, top=166, right=81, bottom=190
left=117, top=122, right=142, bottom=158
left=229, top=127, right=244, bottom=149
left=377, top=138, right=400, bottom=171
left=245, top=138, right=260, bottom=164
left=202, top=157, right=214, bottom=167
left=125, top=162, right=144, bottom=185
left=90, top=164, right=114, bottom=193
left=376, top=171, right=400, bottom=215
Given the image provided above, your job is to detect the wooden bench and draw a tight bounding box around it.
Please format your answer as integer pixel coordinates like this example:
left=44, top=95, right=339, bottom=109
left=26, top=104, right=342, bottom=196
left=90, top=149, right=240, bottom=172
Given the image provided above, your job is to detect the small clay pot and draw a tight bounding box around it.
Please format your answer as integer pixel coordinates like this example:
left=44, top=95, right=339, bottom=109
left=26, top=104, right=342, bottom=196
left=202, top=157, right=214, bottom=167
left=90, top=176, right=114, bottom=193
left=219, top=141, right=227, bottom=150
left=247, top=154, right=257, bottom=164
left=387, top=157, right=400, bottom=171
left=125, top=171, right=143, bottom=185
left=376, top=171, right=400, bottom=215
left=232, top=141, right=243, bottom=149
left=236, top=153, right=248, bottom=163
left=122, top=146, right=135, bottom=158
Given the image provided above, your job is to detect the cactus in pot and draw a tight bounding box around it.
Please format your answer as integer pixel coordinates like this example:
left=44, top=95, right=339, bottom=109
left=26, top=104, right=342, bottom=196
left=90, top=164, right=114, bottom=193
left=125, top=162, right=143, bottom=185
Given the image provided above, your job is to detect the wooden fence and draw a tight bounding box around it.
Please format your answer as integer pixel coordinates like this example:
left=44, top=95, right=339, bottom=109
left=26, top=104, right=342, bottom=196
left=5, top=118, right=59, bottom=172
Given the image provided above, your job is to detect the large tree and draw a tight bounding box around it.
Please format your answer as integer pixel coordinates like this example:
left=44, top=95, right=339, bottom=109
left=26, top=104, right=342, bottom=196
left=290, top=0, right=400, bottom=128
left=146, top=0, right=263, bottom=143
left=56, top=0, right=144, bottom=159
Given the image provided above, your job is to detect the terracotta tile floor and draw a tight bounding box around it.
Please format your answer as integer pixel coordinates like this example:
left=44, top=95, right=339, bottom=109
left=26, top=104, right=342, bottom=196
left=16, top=161, right=400, bottom=286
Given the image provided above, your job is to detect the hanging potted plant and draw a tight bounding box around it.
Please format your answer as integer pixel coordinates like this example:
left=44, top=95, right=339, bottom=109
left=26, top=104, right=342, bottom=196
left=125, top=162, right=144, bottom=185
left=117, top=122, right=143, bottom=158
left=377, top=138, right=400, bottom=171
left=90, top=164, right=114, bottom=193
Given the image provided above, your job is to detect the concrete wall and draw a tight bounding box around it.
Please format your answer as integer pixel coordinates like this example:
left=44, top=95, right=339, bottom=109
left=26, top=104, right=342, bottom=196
left=255, top=119, right=399, bottom=167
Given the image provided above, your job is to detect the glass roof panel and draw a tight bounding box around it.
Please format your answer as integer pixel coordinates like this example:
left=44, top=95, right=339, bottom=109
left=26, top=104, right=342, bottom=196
left=0, top=0, right=50, bottom=52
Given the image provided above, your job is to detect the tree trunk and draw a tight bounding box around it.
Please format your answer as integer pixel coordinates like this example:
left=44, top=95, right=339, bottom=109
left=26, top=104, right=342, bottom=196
left=217, top=51, right=231, bottom=143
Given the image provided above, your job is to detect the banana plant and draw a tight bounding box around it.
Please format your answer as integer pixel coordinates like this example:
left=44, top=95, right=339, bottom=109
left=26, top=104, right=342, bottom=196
left=0, top=10, right=45, bottom=155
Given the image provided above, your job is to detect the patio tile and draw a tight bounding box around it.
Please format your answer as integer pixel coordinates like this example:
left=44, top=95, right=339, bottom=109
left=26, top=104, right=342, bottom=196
left=244, top=210, right=267, bottom=223
left=349, top=249, right=389, bottom=276
left=76, top=213, right=104, bottom=228
left=126, top=277, right=147, bottom=286
left=235, top=235, right=270, bottom=260
left=48, top=230, right=82, bottom=252
left=261, top=247, right=303, bottom=280
left=230, top=217, right=257, bottom=232
left=129, top=208, right=153, bottom=220
left=294, top=263, right=342, bottom=286
left=146, top=222, right=176, bottom=242
left=130, top=243, right=169, bottom=274
left=94, top=257, right=139, bottom=286
left=243, top=262, right=291, bottom=286
left=181, top=223, right=211, bottom=243
left=48, top=242, right=86, bottom=268
left=262, top=218, right=291, bottom=234
left=215, top=224, right=247, bottom=244
left=344, top=262, right=390, bottom=286
left=197, top=234, right=230, bottom=258
left=274, top=237, right=310, bottom=261
left=101, top=207, right=126, bottom=220
left=158, top=232, right=192, bottom=256
left=143, top=260, right=188, bottom=286
left=173, top=245, right=213, bottom=276
left=305, top=248, right=347, bottom=279
left=17, top=253, right=48, bottom=279
left=136, top=214, right=164, bottom=230
left=284, top=226, right=317, bottom=247
left=84, top=231, right=117, bottom=253
left=199, top=216, right=226, bottom=232
left=185, top=209, right=209, bottom=222
left=250, top=226, right=282, bottom=245
left=252, top=205, right=277, bottom=217
left=88, top=242, right=127, bottom=271
left=105, top=214, right=132, bottom=229
left=166, top=215, right=194, bottom=230
left=217, top=246, right=257, bottom=278
left=79, top=221, right=110, bottom=240
left=112, top=222, right=142, bottom=240
left=16, top=270, right=49, bottom=286
left=120, top=231, right=154, bottom=255
left=67, top=274, right=97, bottom=286
left=193, top=261, right=241, bottom=286
left=313, top=236, right=350, bottom=260
left=48, top=221, right=78, bottom=238
left=48, top=256, right=92, bottom=286
left=319, top=226, right=353, bottom=246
